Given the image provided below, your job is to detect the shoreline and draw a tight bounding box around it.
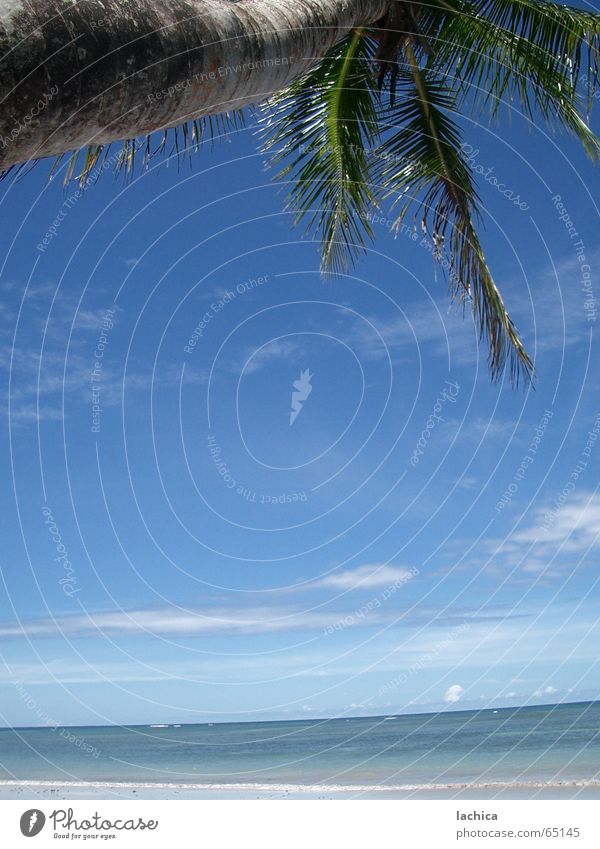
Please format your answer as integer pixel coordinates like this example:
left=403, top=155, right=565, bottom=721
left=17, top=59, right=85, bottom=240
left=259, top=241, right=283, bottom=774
left=0, top=779, right=598, bottom=801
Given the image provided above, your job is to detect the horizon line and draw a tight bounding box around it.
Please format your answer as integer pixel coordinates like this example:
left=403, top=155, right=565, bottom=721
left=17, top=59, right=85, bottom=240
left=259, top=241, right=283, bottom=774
left=1, top=698, right=597, bottom=732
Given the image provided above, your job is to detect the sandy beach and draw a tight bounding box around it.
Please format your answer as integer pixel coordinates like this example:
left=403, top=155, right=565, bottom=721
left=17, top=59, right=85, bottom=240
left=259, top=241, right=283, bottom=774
left=0, top=780, right=598, bottom=801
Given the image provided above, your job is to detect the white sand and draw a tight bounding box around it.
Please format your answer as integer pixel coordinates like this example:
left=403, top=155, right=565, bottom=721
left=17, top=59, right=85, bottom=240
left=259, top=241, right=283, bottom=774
left=0, top=780, right=598, bottom=801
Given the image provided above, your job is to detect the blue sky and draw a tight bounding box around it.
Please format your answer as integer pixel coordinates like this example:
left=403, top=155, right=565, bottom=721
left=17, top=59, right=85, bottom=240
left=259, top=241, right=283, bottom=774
left=0, top=91, right=599, bottom=727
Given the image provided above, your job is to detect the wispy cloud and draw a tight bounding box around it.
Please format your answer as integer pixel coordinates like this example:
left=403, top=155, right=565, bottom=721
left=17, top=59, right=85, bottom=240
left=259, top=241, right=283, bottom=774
left=458, top=417, right=518, bottom=442
left=314, top=564, right=416, bottom=590
left=1, top=603, right=597, bottom=690
left=508, top=249, right=600, bottom=354
left=1, top=344, right=207, bottom=425
left=512, top=492, right=600, bottom=552
left=0, top=603, right=391, bottom=639
left=479, top=492, right=600, bottom=579
left=487, top=492, right=597, bottom=577
left=336, top=300, right=477, bottom=367
left=237, top=339, right=301, bottom=376
left=0, top=594, right=537, bottom=642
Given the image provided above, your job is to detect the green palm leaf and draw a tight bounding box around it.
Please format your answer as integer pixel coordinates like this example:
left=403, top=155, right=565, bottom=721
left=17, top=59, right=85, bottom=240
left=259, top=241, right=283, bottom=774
left=261, top=31, right=379, bottom=273
left=378, top=48, right=533, bottom=384
left=52, top=109, right=247, bottom=186
left=477, top=0, right=600, bottom=80
left=429, top=0, right=600, bottom=157
left=431, top=0, right=600, bottom=83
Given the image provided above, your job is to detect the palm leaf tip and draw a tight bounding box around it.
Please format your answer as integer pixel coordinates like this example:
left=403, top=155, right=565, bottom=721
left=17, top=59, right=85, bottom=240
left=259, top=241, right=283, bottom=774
left=458, top=223, right=534, bottom=385
left=379, top=49, right=533, bottom=386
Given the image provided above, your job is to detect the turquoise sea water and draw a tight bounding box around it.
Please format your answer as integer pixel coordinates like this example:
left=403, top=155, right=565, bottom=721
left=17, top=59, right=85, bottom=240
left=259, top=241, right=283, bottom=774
left=0, top=701, right=598, bottom=792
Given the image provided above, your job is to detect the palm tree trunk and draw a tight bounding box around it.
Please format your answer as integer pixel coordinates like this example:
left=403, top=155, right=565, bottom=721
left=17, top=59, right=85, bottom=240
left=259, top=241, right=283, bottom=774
left=0, top=0, right=389, bottom=170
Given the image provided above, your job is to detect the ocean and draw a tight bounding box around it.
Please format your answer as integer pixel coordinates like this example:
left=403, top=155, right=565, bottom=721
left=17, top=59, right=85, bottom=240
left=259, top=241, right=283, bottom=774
left=0, top=701, right=598, bottom=798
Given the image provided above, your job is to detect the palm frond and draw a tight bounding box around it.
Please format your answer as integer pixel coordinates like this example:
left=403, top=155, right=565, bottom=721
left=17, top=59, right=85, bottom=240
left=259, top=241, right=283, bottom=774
left=261, top=31, right=379, bottom=273
left=47, top=109, right=247, bottom=186
left=431, top=0, right=600, bottom=79
left=477, top=0, right=600, bottom=84
left=378, top=48, right=533, bottom=385
left=429, top=0, right=600, bottom=158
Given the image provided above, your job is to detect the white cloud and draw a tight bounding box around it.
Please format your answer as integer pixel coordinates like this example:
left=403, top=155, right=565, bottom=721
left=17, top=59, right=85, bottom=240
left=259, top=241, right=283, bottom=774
left=484, top=492, right=600, bottom=577
left=315, top=564, right=416, bottom=590
left=456, top=476, right=478, bottom=490
left=533, top=685, right=558, bottom=697
left=0, top=602, right=395, bottom=640
left=517, top=493, right=600, bottom=551
left=73, top=307, right=121, bottom=331
left=238, top=339, right=301, bottom=375
left=3, top=596, right=598, bottom=673
left=444, top=684, right=464, bottom=703
left=459, top=417, right=518, bottom=441
left=509, top=249, right=600, bottom=354
left=0, top=340, right=207, bottom=425
left=336, top=299, right=478, bottom=367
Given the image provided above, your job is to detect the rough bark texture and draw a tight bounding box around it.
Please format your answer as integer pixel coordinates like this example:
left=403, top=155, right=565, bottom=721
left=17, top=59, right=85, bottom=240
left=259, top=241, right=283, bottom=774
left=0, top=0, right=389, bottom=169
